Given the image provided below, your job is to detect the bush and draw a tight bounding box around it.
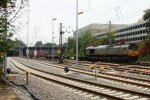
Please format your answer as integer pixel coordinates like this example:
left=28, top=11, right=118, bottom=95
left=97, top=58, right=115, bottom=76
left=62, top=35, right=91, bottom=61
left=0, top=66, right=3, bottom=77
left=139, top=52, right=150, bottom=61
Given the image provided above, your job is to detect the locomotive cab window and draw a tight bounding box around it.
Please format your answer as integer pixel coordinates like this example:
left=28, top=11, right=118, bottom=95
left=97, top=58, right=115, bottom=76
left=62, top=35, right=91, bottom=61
left=128, top=44, right=138, bottom=50
left=90, top=49, right=95, bottom=54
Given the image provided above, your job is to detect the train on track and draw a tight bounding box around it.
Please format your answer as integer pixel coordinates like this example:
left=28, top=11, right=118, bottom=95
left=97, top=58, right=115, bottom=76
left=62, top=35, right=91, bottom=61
left=8, top=43, right=139, bottom=62
left=86, top=43, right=139, bottom=62
left=28, top=49, right=59, bottom=59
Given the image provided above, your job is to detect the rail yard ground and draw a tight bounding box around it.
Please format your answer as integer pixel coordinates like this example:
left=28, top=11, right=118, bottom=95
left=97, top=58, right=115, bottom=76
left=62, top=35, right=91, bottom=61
left=0, top=77, right=34, bottom=100
left=1, top=57, right=150, bottom=100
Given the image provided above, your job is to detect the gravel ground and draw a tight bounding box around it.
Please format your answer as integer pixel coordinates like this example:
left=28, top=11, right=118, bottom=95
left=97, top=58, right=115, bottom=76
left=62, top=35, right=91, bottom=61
left=9, top=82, right=34, bottom=100
left=9, top=58, right=99, bottom=100
left=15, top=58, right=150, bottom=94
left=29, top=58, right=150, bottom=81
left=12, top=74, right=96, bottom=100
left=108, top=71, right=150, bottom=81
left=10, top=57, right=150, bottom=99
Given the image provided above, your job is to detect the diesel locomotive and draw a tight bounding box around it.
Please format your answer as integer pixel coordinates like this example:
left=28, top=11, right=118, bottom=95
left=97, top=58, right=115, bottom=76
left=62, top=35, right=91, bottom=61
left=86, top=43, right=139, bottom=62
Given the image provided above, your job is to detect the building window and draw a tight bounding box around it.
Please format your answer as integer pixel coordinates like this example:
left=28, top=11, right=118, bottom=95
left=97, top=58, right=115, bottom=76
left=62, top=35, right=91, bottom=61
left=140, top=24, right=142, bottom=28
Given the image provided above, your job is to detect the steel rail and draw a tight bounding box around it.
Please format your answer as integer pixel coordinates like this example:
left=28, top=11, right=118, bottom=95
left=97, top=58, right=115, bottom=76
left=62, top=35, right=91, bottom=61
left=11, top=58, right=150, bottom=98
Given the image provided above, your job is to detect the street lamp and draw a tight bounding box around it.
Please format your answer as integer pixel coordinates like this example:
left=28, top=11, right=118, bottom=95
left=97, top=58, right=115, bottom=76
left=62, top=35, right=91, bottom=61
left=76, top=0, right=83, bottom=67
left=52, top=17, right=57, bottom=62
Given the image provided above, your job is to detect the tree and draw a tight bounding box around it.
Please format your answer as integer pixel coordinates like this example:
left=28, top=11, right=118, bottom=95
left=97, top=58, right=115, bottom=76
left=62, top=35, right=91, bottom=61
left=43, top=42, right=58, bottom=47
left=65, top=31, right=119, bottom=58
left=143, top=9, right=150, bottom=20
left=35, top=41, right=43, bottom=47
left=78, top=32, right=94, bottom=57
left=143, top=9, right=150, bottom=42
left=99, top=37, right=108, bottom=45
left=90, top=36, right=101, bottom=46
left=12, top=38, right=26, bottom=47
left=0, top=0, right=15, bottom=8
left=65, top=32, right=102, bottom=57
left=0, top=0, right=28, bottom=63
left=66, top=37, right=76, bottom=57
left=43, top=42, right=52, bottom=47
left=0, top=16, right=13, bottom=53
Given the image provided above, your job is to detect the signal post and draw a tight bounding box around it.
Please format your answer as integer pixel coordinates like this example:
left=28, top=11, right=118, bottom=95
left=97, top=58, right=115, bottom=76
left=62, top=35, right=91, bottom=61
left=59, top=23, right=64, bottom=63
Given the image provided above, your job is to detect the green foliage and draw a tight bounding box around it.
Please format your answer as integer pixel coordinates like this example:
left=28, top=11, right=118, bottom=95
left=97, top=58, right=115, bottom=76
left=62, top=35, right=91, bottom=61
left=0, top=0, right=28, bottom=65
left=43, top=42, right=52, bottom=47
left=137, top=41, right=150, bottom=61
left=65, top=32, right=103, bottom=57
left=65, top=31, right=117, bottom=57
left=79, top=48, right=85, bottom=57
left=99, top=37, right=108, bottom=45
left=0, top=67, right=2, bottom=77
left=68, top=48, right=75, bottom=57
left=35, top=41, right=43, bottom=47
left=0, top=0, right=16, bottom=8
left=0, top=17, right=7, bottom=33
left=78, top=32, right=94, bottom=57
left=0, top=55, right=3, bottom=64
left=139, top=52, right=150, bottom=61
left=67, top=37, right=76, bottom=49
left=65, top=37, right=76, bottom=57
left=0, top=16, right=13, bottom=53
left=0, top=38, right=13, bottom=53
left=11, top=38, right=26, bottom=48
left=143, top=9, right=150, bottom=20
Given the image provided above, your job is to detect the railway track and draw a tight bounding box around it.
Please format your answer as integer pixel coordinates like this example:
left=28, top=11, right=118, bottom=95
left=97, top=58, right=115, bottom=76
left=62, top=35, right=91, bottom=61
left=64, top=60, right=150, bottom=75
left=10, top=58, right=150, bottom=99
left=24, top=58, right=150, bottom=88
left=27, top=57, right=150, bottom=75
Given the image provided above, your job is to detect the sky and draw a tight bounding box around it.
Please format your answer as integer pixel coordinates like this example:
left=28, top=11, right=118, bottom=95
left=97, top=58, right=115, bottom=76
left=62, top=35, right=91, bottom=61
left=13, top=0, right=150, bottom=46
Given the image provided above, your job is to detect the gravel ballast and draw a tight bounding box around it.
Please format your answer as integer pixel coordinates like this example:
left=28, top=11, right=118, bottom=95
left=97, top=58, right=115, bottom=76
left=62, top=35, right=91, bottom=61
left=9, top=57, right=150, bottom=99
left=9, top=58, right=98, bottom=100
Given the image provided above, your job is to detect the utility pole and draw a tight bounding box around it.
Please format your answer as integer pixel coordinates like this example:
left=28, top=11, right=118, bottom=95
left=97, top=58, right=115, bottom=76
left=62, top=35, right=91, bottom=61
left=51, top=18, right=56, bottom=62
left=76, top=0, right=83, bottom=67
left=34, top=27, right=37, bottom=58
left=109, top=21, right=111, bottom=45
left=19, top=34, right=21, bottom=57
left=59, top=23, right=63, bottom=63
left=76, top=0, right=78, bottom=67
left=26, top=10, right=29, bottom=62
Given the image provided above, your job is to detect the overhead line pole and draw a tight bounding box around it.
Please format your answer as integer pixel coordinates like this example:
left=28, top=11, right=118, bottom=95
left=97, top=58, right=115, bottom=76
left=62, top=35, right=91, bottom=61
left=59, top=23, right=63, bottom=63
left=34, top=27, right=37, bottom=58
left=109, top=21, right=111, bottom=45
left=19, top=32, right=21, bottom=57
left=76, top=0, right=78, bottom=67
left=27, top=10, right=29, bottom=62
left=52, top=18, right=56, bottom=62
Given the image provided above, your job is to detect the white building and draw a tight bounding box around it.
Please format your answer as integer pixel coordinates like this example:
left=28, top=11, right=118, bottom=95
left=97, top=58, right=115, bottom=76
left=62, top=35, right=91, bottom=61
left=74, top=20, right=150, bottom=44
left=115, top=19, right=150, bottom=43
left=73, top=23, right=125, bottom=37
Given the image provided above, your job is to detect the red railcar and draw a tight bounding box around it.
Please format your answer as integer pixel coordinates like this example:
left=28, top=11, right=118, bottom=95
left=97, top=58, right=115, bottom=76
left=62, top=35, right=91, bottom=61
left=28, top=50, right=49, bottom=58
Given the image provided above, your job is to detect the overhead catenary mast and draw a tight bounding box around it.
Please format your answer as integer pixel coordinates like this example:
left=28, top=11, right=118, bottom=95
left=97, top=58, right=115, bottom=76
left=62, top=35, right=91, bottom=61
left=27, top=10, right=30, bottom=62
